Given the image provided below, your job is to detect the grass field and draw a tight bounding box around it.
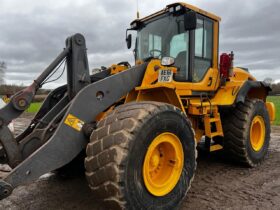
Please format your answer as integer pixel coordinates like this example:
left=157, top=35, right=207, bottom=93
left=26, top=102, right=42, bottom=113
left=267, top=96, right=280, bottom=125
left=25, top=96, right=279, bottom=125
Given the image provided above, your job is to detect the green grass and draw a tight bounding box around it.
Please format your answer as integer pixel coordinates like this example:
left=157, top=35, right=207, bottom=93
left=26, top=102, right=42, bottom=113
left=267, top=96, right=280, bottom=125
left=24, top=97, right=279, bottom=124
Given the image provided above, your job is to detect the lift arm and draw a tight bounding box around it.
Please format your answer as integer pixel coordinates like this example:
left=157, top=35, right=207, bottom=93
left=0, top=34, right=91, bottom=168
left=0, top=34, right=146, bottom=199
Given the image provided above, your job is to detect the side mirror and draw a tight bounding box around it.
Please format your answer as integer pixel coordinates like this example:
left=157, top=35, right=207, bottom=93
left=184, top=11, right=197, bottom=30
left=126, top=34, right=132, bottom=49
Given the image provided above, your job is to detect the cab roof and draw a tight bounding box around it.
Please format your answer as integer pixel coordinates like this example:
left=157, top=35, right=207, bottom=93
left=133, top=2, right=221, bottom=24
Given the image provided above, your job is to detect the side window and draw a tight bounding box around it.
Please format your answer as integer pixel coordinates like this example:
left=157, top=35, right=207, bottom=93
left=204, top=20, right=213, bottom=59
left=170, top=32, right=189, bottom=81
left=195, top=19, right=203, bottom=57
left=149, top=34, right=162, bottom=57
left=194, top=18, right=213, bottom=82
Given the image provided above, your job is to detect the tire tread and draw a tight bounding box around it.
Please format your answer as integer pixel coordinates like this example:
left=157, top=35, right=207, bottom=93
left=85, top=102, right=196, bottom=210
left=221, top=98, right=270, bottom=167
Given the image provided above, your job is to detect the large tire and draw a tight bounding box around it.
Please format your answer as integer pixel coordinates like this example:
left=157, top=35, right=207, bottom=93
left=220, top=98, right=270, bottom=167
left=85, top=102, right=196, bottom=210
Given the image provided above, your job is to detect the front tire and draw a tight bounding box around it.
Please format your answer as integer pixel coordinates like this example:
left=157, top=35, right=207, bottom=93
left=85, top=102, right=196, bottom=210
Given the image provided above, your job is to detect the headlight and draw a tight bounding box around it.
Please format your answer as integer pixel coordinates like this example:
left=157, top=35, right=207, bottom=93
left=161, top=57, right=175, bottom=66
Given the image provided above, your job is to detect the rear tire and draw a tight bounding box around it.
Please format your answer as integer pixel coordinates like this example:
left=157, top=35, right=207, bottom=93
left=220, top=98, right=270, bottom=167
left=85, top=102, right=196, bottom=210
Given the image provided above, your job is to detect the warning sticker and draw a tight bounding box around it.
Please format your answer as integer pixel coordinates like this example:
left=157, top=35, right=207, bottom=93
left=64, top=114, right=85, bottom=132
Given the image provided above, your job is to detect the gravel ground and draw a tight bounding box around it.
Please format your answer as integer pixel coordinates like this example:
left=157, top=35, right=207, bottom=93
left=0, top=114, right=279, bottom=210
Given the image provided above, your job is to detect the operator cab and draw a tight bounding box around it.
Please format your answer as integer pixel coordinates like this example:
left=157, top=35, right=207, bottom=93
left=127, top=3, right=220, bottom=84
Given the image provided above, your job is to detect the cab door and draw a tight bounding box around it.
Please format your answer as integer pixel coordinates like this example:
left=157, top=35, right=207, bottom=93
left=173, top=15, right=220, bottom=92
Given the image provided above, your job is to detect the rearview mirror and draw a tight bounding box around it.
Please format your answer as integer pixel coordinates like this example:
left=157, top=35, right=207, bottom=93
left=184, top=11, right=197, bottom=30
left=126, top=34, right=132, bottom=49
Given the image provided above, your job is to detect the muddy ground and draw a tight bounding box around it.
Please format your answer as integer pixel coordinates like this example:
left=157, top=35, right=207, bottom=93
left=0, top=114, right=279, bottom=210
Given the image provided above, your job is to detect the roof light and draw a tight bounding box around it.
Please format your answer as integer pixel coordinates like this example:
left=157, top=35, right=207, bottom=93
left=131, top=22, right=137, bottom=29
left=175, top=5, right=182, bottom=11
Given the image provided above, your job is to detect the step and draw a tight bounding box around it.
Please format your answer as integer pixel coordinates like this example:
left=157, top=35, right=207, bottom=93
left=210, top=132, right=223, bottom=138
left=209, top=117, right=220, bottom=123
left=210, top=144, right=223, bottom=152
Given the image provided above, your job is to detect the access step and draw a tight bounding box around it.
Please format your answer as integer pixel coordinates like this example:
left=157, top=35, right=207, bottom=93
left=210, top=144, right=223, bottom=152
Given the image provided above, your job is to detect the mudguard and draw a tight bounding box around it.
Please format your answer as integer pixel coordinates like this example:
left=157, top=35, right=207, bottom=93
left=235, top=80, right=271, bottom=104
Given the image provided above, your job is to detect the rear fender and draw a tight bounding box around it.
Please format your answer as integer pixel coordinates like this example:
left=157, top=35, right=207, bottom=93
left=235, top=81, right=275, bottom=122
left=235, top=81, right=271, bottom=103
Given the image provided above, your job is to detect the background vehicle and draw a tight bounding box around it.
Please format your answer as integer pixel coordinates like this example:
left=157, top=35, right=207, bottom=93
left=0, top=2, right=275, bottom=210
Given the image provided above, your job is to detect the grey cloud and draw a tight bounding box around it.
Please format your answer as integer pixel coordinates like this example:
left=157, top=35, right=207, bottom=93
left=0, top=0, right=279, bottom=88
left=0, top=0, right=136, bottom=87
left=210, top=0, right=280, bottom=74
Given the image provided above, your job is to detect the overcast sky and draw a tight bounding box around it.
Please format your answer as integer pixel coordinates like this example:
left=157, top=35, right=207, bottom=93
left=0, top=0, right=279, bottom=88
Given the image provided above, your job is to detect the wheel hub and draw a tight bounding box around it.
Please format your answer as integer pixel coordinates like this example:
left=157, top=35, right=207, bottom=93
left=143, top=132, right=184, bottom=196
left=150, top=151, right=160, bottom=169
left=250, top=115, right=265, bottom=152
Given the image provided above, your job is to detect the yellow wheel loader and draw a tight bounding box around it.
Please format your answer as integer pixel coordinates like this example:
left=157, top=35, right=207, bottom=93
left=0, top=2, right=276, bottom=210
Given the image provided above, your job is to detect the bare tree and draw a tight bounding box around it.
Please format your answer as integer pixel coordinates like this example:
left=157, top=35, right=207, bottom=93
left=263, top=77, right=274, bottom=85
left=0, top=62, right=6, bottom=85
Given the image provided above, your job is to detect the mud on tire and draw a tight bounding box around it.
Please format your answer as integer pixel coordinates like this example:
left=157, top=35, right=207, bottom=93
left=85, top=102, right=196, bottom=210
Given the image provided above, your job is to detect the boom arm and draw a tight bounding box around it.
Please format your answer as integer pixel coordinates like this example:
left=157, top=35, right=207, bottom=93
left=0, top=34, right=91, bottom=168
left=0, top=34, right=90, bottom=128
left=0, top=33, right=146, bottom=200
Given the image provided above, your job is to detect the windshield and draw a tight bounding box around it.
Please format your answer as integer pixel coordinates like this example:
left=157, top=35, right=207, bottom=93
left=136, top=13, right=189, bottom=80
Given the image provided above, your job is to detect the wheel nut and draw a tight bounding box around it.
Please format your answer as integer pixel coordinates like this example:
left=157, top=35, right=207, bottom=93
left=18, top=99, right=27, bottom=108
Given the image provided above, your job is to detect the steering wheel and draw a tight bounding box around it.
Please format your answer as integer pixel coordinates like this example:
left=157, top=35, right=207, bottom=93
left=149, top=49, right=162, bottom=58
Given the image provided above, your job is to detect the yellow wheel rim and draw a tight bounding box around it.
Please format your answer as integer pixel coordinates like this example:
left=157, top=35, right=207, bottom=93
left=250, top=115, right=266, bottom=152
left=143, top=132, right=184, bottom=196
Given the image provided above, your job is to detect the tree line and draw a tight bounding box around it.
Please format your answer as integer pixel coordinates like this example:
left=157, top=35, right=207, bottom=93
left=0, top=84, right=50, bottom=96
left=0, top=61, right=279, bottom=96
left=1, top=82, right=279, bottom=97
left=271, top=83, right=280, bottom=95
left=0, top=62, right=6, bottom=85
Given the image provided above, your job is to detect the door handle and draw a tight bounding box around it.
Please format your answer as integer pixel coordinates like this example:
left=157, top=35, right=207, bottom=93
left=207, top=77, right=213, bottom=86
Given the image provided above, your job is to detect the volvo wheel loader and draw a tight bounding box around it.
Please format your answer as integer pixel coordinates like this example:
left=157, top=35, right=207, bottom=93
left=0, top=2, right=276, bottom=210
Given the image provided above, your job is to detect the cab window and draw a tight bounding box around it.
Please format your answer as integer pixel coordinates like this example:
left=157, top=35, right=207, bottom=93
left=194, top=18, right=213, bottom=82
left=149, top=34, right=162, bottom=57
left=170, top=33, right=189, bottom=81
